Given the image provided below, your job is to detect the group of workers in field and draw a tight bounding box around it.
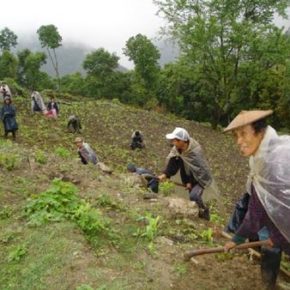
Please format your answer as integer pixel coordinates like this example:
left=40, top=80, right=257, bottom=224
left=0, top=82, right=288, bottom=288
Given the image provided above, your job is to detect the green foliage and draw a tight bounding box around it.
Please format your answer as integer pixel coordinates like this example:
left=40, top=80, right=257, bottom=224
left=135, top=213, right=160, bottom=242
left=17, top=49, right=49, bottom=90
left=159, top=180, right=175, bottom=196
left=174, top=263, right=188, bottom=277
left=124, top=34, right=160, bottom=90
left=83, top=48, right=119, bottom=77
left=54, top=146, right=70, bottom=158
left=155, top=0, right=290, bottom=128
left=35, top=149, right=47, bottom=164
left=0, top=27, right=17, bottom=51
left=0, top=206, right=12, bottom=219
left=0, top=152, right=20, bottom=171
left=24, top=179, right=114, bottom=247
left=37, top=24, right=62, bottom=50
left=37, top=24, right=62, bottom=88
left=96, top=193, right=121, bottom=210
left=8, top=244, right=27, bottom=262
left=24, top=179, right=79, bottom=226
left=0, top=50, right=18, bottom=79
left=198, top=228, right=213, bottom=244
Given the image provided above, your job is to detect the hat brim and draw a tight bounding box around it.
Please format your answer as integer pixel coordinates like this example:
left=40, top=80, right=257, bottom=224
left=223, top=110, right=273, bottom=133
left=165, top=133, right=177, bottom=140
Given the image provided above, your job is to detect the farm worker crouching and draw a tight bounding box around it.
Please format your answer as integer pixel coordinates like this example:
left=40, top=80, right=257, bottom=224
left=158, top=127, right=219, bottom=220
left=0, top=96, right=18, bottom=140
left=127, top=163, right=159, bottom=196
left=130, top=130, right=145, bottom=150
left=74, top=137, right=99, bottom=165
left=223, top=110, right=290, bottom=289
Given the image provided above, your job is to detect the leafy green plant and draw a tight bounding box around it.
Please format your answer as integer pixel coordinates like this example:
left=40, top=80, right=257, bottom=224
left=0, top=152, right=20, bottom=170
left=96, top=194, right=118, bottom=208
left=35, top=149, right=47, bottom=164
left=24, top=179, right=79, bottom=226
left=134, top=213, right=160, bottom=253
left=24, top=179, right=115, bottom=248
left=54, top=146, right=70, bottom=158
left=174, top=263, right=188, bottom=277
left=159, top=181, right=175, bottom=196
left=199, top=228, right=213, bottom=244
left=0, top=205, right=12, bottom=219
left=8, top=244, right=27, bottom=262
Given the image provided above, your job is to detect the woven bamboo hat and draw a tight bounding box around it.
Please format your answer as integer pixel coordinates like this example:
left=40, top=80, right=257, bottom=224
left=223, top=110, right=273, bottom=132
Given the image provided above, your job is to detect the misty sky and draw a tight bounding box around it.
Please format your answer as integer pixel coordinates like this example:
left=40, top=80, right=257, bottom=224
left=1, top=1, right=289, bottom=69
left=0, top=0, right=165, bottom=68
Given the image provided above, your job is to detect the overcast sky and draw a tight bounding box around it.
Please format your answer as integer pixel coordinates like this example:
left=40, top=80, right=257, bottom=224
left=0, top=1, right=289, bottom=69
left=0, top=0, right=165, bottom=68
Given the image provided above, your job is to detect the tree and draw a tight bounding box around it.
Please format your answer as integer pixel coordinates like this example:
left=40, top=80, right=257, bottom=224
left=83, top=48, right=119, bottom=98
left=123, top=34, right=160, bottom=91
left=17, top=49, right=49, bottom=90
left=37, top=24, right=62, bottom=89
left=0, top=27, right=17, bottom=52
left=154, top=0, right=290, bottom=128
left=0, top=50, right=18, bottom=80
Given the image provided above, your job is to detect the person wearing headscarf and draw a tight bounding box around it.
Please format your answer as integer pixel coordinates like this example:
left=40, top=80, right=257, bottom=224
left=158, top=127, right=219, bottom=220
left=223, top=110, right=290, bottom=289
left=0, top=96, right=18, bottom=140
left=31, top=91, right=46, bottom=113
left=74, top=137, right=98, bottom=165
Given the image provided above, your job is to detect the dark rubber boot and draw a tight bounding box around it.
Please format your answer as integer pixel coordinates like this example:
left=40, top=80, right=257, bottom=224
left=198, top=208, right=210, bottom=221
left=260, top=247, right=281, bottom=290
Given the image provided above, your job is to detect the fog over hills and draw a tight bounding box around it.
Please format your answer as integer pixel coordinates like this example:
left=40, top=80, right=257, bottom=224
left=14, top=34, right=180, bottom=76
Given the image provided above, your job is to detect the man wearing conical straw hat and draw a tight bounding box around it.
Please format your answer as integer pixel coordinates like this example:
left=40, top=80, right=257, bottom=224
left=223, top=109, right=290, bottom=289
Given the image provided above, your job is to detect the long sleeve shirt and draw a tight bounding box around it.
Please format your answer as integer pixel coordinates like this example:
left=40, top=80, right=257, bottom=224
left=233, top=186, right=290, bottom=254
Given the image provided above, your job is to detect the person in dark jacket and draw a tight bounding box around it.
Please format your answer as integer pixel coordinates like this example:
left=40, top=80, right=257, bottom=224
left=127, top=163, right=159, bottom=193
left=130, top=130, right=145, bottom=150
left=0, top=96, right=18, bottom=140
left=223, top=110, right=290, bottom=289
left=67, top=115, right=82, bottom=133
left=46, top=97, right=59, bottom=118
left=158, top=127, right=218, bottom=220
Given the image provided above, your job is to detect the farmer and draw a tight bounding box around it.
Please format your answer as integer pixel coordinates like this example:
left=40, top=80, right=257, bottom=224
left=0, top=83, right=12, bottom=99
left=46, top=97, right=59, bottom=118
left=130, top=130, right=145, bottom=150
left=74, top=137, right=98, bottom=165
left=0, top=96, right=18, bottom=140
left=67, top=115, right=82, bottom=133
left=127, top=163, right=159, bottom=193
left=31, top=91, right=46, bottom=113
left=158, top=127, right=218, bottom=220
left=223, top=110, right=290, bottom=289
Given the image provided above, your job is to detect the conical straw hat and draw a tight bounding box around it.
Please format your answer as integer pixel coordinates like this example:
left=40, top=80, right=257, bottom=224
left=224, top=110, right=273, bottom=132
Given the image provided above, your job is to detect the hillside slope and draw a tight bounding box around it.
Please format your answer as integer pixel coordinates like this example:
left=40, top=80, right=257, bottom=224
left=1, top=97, right=281, bottom=290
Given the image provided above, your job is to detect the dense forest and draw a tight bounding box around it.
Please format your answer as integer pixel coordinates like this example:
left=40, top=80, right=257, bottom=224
left=1, top=0, right=290, bottom=129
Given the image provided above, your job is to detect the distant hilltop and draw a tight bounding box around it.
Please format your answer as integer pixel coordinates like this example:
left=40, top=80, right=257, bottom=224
left=15, top=34, right=180, bottom=76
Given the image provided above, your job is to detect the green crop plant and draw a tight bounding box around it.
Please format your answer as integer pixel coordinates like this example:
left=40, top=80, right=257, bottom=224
left=54, top=146, right=70, bottom=158
left=159, top=180, right=175, bottom=196
left=24, top=179, right=115, bottom=248
left=199, top=228, right=213, bottom=244
left=0, top=152, right=20, bottom=171
left=8, top=244, right=27, bottom=262
left=35, top=149, right=47, bottom=164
